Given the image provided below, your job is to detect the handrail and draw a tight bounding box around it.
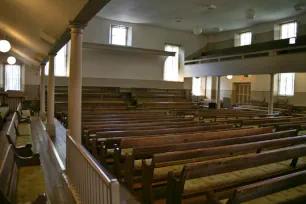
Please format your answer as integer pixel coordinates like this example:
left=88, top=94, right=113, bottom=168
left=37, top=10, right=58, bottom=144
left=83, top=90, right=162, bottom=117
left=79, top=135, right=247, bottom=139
left=66, top=134, right=120, bottom=204
left=185, top=44, right=306, bottom=64
left=67, top=134, right=116, bottom=184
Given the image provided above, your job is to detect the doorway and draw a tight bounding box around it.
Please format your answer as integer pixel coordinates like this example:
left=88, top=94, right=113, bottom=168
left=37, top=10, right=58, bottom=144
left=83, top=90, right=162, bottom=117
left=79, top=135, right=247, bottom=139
left=233, top=83, right=251, bottom=104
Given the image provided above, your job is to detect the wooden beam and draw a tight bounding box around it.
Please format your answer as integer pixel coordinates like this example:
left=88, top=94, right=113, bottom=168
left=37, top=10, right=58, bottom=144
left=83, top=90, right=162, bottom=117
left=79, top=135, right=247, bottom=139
left=43, top=0, right=110, bottom=63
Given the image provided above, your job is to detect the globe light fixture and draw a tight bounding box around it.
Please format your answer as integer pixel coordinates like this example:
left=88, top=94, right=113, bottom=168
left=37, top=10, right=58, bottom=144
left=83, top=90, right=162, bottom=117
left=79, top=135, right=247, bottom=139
left=246, top=9, right=256, bottom=20
left=7, top=56, right=16, bottom=65
left=0, top=40, right=11, bottom=53
left=194, top=26, right=203, bottom=35
left=227, top=75, right=233, bottom=79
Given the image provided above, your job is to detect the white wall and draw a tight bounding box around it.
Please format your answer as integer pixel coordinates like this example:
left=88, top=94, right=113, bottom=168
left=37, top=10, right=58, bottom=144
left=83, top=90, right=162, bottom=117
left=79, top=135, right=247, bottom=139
left=84, top=17, right=207, bottom=57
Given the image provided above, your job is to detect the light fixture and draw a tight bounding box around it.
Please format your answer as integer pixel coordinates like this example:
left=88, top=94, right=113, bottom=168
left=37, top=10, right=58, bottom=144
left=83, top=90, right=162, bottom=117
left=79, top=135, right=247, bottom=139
left=294, top=4, right=305, bottom=11
left=194, top=26, right=203, bottom=35
left=0, top=40, right=11, bottom=53
left=175, top=18, right=182, bottom=23
left=227, top=75, right=233, bottom=79
left=245, top=9, right=256, bottom=20
left=214, top=28, right=223, bottom=32
left=7, top=56, right=16, bottom=65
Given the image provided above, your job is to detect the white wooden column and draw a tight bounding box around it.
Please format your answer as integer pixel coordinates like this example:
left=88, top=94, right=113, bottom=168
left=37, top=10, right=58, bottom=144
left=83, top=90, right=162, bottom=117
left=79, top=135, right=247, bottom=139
left=68, top=23, right=86, bottom=144
left=216, top=76, right=221, bottom=109
left=268, top=74, right=274, bottom=114
left=39, top=63, right=46, bottom=120
left=47, top=53, right=56, bottom=137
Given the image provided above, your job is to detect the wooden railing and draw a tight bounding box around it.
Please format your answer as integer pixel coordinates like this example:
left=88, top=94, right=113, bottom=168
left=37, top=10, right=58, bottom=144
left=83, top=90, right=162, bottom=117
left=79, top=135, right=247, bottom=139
left=66, top=134, right=120, bottom=204
left=185, top=44, right=306, bottom=65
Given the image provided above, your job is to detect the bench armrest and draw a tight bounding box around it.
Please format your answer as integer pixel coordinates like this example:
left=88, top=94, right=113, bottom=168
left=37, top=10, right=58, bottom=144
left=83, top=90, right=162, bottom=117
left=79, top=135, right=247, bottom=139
left=15, top=153, right=40, bottom=167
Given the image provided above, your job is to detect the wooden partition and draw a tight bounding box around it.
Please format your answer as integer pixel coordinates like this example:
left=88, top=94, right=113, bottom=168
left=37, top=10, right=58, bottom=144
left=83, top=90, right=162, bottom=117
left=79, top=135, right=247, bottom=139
left=66, top=134, right=120, bottom=204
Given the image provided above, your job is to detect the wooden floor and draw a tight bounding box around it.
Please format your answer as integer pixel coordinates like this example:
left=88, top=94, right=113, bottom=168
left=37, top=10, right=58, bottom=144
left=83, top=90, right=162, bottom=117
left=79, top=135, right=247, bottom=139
left=31, top=117, right=75, bottom=204
left=36, top=117, right=139, bottom=204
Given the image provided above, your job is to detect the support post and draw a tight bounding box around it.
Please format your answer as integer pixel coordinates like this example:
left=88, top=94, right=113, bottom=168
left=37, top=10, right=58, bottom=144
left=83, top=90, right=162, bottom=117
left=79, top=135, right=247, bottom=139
left=268, top=74, right=274, bottom=114
left=39, top=63, right=46, bottom=120
left=68, top=22, right=86, bottom=144
left=47, top=53, right=56, bottom=137
left=216, top=76, right=221, bottom=109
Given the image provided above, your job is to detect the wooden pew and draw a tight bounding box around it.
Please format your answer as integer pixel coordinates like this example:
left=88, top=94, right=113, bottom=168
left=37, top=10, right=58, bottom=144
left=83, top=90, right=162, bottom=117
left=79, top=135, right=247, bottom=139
left=86, top=124, right=233, bottom=150
left=166, top=144, right=306, bottom=204
left=0, top=146, right=47, bottom=204
left=223, top=170, right=306, bottom=204
left=123, top=129, right=290, bottom=190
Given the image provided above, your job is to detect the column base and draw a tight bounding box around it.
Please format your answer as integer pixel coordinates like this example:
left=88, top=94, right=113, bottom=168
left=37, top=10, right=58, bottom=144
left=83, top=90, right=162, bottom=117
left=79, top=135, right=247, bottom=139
left=39, top=111, right=46, bottom=121
left=47, top=123, right=56, bottom=137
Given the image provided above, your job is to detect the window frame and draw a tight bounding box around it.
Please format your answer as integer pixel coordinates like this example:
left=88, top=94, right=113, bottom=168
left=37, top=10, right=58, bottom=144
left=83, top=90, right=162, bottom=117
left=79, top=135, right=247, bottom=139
left=45, top=43, right=69, bottom=77
left=280, top=21, right=298, bottom=40
left=239, top=31, right=252, bottom=46
left=4, top=64, right=21, bottom=91
left=163, top=43, right=181, bottom=82
left=110, top=24, right=129, bottom=46
left=192, top=77, right=202, bottom=96
left=278, top=73, right=295, bottom=97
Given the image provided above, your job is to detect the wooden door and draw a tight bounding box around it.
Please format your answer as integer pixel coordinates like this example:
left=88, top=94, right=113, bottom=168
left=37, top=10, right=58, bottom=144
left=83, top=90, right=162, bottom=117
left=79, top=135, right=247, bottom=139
left=234, top=83, right=251, bottom=104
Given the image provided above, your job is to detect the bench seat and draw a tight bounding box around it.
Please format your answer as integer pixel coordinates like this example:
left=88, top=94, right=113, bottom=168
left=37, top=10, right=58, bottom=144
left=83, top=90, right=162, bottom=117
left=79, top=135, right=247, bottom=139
left=183, top=156, right=306, bottom=195
left=16, top=135, right=32, bottom=147
left=222, top=184, right=306, bottom=204
left=17, top=165, right=46, bottom=203
left=21, top=110, right=31, bottom=117
left=18, top=123, right=32, bottom=136
left=0, top=106, right=9, bottom=118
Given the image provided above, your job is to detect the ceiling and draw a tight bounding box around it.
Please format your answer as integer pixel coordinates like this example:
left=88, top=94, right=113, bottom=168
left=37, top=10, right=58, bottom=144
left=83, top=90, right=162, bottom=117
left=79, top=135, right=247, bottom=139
left=98, top=0, right=306, bottom=33
left=0, top=0, right=89, bottom=67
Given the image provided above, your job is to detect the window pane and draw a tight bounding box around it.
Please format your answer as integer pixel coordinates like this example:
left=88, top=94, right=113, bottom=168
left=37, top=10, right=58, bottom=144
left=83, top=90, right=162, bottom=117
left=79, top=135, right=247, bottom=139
left=5, top=64, right=21, bottom=91
left=279, top=73, right=295, bottom=96
left=45, top=43, right=68, bottom=76
left=111, top=25, right=128, bottom=46
left=240, top=32, right=252, bottom=46
left=164, top=44, right=179, bottom=81
left=281, top=22, right=297, bottom=39
left=192, top=77, right=202, bottom=96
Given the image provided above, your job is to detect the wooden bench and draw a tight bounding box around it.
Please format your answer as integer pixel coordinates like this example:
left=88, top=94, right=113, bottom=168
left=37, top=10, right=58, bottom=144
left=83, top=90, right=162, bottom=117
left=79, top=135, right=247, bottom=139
left=6, top=112, right=32, bottom=151
left=0, top=145, right=47, bottom=204
left=122, top=128, right=281, bottom=190
left=0, top=106, right=10, bottom=126
left=166, top=144, right=306, bottom=204
left=223, top=169, right=306, bottom=204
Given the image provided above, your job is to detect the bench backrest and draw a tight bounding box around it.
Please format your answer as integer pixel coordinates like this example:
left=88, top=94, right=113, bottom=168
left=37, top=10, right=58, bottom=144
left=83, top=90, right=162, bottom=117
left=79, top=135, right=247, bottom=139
left=95, top=124, right=233, bottom=139
left=133, top=130, right=297, bottom=159
left=227, top=170, right=306, bottom=204
left=183, top=145, right=306, bottom=182
left=120, top=127, right=274, bottom=148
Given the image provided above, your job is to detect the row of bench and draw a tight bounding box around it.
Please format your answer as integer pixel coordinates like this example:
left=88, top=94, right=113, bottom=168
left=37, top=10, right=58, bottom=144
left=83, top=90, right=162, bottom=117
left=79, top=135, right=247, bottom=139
left=0, top=103, right=47, bottom=204
left=81, top=110, right=306, bottom=203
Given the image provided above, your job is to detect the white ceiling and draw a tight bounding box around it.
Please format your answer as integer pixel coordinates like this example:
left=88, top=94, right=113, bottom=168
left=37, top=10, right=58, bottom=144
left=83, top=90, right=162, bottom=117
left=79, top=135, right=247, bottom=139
left=98, top=0, right=306, bottom=33
left=0, top=0, right=88, bottom=67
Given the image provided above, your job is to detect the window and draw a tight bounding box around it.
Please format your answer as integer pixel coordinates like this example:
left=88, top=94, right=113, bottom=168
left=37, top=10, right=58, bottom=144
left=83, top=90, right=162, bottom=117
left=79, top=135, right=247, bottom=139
left=280, top=22, right=297, bottom=40
left=5, top=64, right=21, bottom=91
left=239, top=32, right=252, bottom=46
left=164, top=44, right=180, bottom=81
left=45, top=43, right=69, bottom=76
left=279, top=73, right=295, bottom=96
left=192, top=77, right=202, bottom=96
left=110, top=25, right=129, bottom=46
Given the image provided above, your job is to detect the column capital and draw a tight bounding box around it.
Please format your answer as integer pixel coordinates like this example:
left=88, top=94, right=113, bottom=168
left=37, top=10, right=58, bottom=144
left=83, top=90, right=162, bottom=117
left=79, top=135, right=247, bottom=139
left=48, top=52, right=56, bottom=57
left=69, top=22, right=87, bottom=34
left=40, top=62, right=46, bottom=67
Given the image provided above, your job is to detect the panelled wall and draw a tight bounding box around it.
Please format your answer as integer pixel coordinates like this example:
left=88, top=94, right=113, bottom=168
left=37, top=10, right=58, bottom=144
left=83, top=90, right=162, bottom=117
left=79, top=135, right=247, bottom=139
left=199, top=73, right=306, bottom=106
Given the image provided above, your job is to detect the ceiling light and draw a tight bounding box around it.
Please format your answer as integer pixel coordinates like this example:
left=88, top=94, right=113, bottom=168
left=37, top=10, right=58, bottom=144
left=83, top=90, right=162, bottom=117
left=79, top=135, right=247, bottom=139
left=214, top=28, right=223, bottom=32
left=194, top=26, right=203, bottom=35
left=227, top=75, right=233, bottom=79
left=246, top=9, right=256, bottom=20
left=294, top=4, right=305, bottom=11
left=175, top=18, right=182, bottom=23
left=7, top=56, right=16, bottom=65
left=207, top=5, right=217, bottom=10
left=0, top=40, right=11, bottom=53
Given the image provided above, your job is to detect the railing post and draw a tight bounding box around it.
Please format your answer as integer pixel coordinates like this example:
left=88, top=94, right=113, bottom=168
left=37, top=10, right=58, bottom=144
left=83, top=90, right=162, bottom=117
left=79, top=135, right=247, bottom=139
left=268, top=74, right=274, bottom=114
